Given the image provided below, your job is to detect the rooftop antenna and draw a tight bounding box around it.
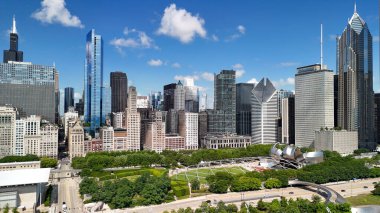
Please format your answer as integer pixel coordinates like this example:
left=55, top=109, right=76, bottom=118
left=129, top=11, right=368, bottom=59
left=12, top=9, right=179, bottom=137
left=320, top=24, right=323, bottom=68
left=12, top=15, right=17, bottom=34
left=354, top=1, right=357, bottom=13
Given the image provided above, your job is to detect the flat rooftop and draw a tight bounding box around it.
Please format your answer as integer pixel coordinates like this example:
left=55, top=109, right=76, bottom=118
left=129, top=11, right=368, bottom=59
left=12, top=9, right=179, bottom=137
left=0, top=168, right=50, bottom=187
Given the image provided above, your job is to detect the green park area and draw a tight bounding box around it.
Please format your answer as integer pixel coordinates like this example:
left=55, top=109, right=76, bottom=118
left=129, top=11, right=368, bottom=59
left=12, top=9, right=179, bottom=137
left=172, top=166, right=247, bottom=184
left=347, top=194, right=380, bottom=206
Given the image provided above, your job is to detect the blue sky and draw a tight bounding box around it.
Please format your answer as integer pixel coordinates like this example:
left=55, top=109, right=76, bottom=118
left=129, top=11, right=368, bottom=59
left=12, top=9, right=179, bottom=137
left=0, top=0, right=379, bottom=113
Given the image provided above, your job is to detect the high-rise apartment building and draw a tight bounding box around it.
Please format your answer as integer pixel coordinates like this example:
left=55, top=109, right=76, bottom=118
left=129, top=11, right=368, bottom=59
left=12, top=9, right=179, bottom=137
left=100, top=126, right=114, bottom=151
left=251, top=78, right=278, bottom=144
left=236, top=83, right=255, bottom=136
left=126, top=86, right=140, bottom=151
left=281, top=96, right=295, bottom=144
left=64, top=87, right=74, bottom=113
left=110, top=72, right=128, bottom=113
left=40, top=123, right=58, bottom=158
left=337, top=6, right=375, bottom=148
left=143, top=111, right=166, bottom=153
left=85, top=29, right=104, bottom=132
left=295, top=64, right=334, bottom=148
left=178, top=111, right=198, bottom=150
left=0, top=106, right=16, bottom=158
left=3, top=16, right=23, bottom=63
left=163, top=83, right=177, bottom=111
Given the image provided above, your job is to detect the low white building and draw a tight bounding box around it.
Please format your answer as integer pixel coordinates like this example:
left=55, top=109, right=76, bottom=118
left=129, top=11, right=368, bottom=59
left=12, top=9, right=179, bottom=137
left=0, top=161, right=40, bottom=171
left=0, top=168, right=50, bottom=209
left=314, top=130, right=358, bottom=156
left=202, top=134, right=251, bottom=149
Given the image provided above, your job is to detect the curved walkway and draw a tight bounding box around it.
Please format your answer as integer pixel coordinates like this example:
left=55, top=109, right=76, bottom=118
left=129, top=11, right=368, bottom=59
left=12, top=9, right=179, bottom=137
left=289, top=180, right=346, bottom=204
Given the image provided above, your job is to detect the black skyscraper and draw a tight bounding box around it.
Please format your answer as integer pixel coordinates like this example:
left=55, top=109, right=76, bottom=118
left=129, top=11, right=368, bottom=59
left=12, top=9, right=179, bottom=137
left=236, top=83, right=254, bottom=135
left=163, top=83, right=177, bottom=111
left=110, top=72, right=128, bottom=113
left=64, top=87, right=74, bottom=113
left=3, top=16, right=23, bottom=63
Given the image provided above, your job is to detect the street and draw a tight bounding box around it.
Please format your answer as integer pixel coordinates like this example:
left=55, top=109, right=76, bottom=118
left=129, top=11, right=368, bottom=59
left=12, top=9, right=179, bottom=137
left=52, top=160, right=83, bottom=213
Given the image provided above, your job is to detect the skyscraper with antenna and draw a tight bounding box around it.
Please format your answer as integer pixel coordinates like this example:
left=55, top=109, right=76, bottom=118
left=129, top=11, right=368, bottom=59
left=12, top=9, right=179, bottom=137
left=3, top=16, right=23, bottom=63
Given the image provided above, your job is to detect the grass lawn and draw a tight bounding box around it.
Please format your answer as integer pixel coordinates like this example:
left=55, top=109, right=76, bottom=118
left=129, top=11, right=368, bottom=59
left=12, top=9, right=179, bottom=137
left=172, top=166, right=247, bottom=184
left=90, top=168, right=167, bottom=181
left=347, top=194, right=380, bottom=206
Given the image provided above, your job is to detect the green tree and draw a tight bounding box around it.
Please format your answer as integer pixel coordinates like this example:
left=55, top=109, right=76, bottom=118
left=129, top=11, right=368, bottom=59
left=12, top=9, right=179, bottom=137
left=264, top=178, right=282, bottom=189
left=230, top=176, right=261, bottom=192
left=191, top=179, right=200, bottom=191
left=40, top=157, right=58, bottom=168
left=257, top=199, right=267, bottom=211
left=372, top=182, right=380, bottom=196
left=79, top=177, right=98, bottom=195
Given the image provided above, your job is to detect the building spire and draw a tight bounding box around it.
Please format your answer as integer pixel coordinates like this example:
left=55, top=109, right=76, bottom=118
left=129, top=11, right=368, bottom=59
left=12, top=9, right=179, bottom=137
left=354, top=1, right=357, bottom=14
left=320, top=24, right=323, bottom=68
left=12, top=15, right=17, bottom=34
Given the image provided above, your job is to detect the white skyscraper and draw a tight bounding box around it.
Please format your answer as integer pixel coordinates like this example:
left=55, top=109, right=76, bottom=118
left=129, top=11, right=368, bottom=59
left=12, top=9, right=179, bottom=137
left=174, top=81, right=185, bottom=110
left=14, top=119, right=25, bottom=156
left=143, top=111, right=166, bottom=153
left=178, top=111, right=198, bottom=150
left=40, top=123, right=58, bottom=158
left=63, top=107, right=78, bottom=139
left=295, top=64, right=334, bottom=148
left=24, top=115, right=41, bottom=156
left=126, top=86, right=141, bottom=151
left=251, top=78, right=278, bottom=144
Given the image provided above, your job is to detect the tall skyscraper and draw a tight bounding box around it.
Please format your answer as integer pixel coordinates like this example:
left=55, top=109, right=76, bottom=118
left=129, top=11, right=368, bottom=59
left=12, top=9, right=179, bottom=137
left=213, top=70, right=236, bottom=133
left=3, top=16, right=23, bottom=63
left=143, top=111, right=166, bottom=153
left=337, top=5, right=375, bottom=148
left=64, top=87, right=74, bottom=113
left=184, top=78, right=199, bottom=113
left=178, top=111, right=198, bottom=150
left=174, top=81, right=185, bottom=110
left=281, top=96, right=295, bottom=144
left=110, top=72, right=128, bottom=113
left=85, top=29, right=104, bottom=132
left=236, top=83, right=255, bottom=136
left=251, top=78, right=278, bottom=144
left=295, top=64, right=334, bottom=148
left=163, top=83, right=177, bottom=111
left=126, top=86, right=140, bottom=151
left=102, top=85, right=112, bottom=122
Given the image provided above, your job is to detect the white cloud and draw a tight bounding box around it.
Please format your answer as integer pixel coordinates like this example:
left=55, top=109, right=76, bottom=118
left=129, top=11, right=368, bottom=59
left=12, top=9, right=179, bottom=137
left=279, top=62, right=299, bottom=67
left=32, top=0, right=84, bottom=28
left=174, top=75, right=199, bottom=82
left=226, top=25, right=246, bottom=41
left=172, top=62, right=181, bottom=68
left=237, top=25, right=246, bottom=34
left=211, top=34, right=219, bottom=41
left=232, top=63, right=245, bottom=78
left=147, top=59, right=163, bottom=67
left=247, top=78, right=259, bottom=84
left=157, top=4, right=206, bottom=43
left=201, top=72, right=214, bottom=81
left=110, top=27, right=157, bottom=51
left=272, top=77, right=295, bottom=88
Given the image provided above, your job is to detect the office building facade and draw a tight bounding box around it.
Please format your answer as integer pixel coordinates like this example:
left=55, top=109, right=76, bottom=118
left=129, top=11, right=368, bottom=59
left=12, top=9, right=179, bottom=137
left=281, top=96, right=295, bottom=144
left=178, top=111, right=198, bottom=150
left=236, top=83, right=255, bottom=135
left=337, top=6, right=375, bottom=148
left=163, top=83, right=176, bottom=111
left=0, top=106, right=16, bottom=158
left=85, top=29, right=104, bottom=131
left=126, top=86, right=141, bottom=151
left=3, top=16, right=23, bottom=63
left=295, top=64, right=334, bottom=148
left=64, top=87, right=74, bottom=113
left=251, top=78, right=278, bottom=144
left=110, top=72, right=128, bottom=113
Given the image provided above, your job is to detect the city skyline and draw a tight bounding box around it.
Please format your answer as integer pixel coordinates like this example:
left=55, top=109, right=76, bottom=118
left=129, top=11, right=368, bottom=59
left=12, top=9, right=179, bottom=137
left=0, top=0, right=379, bottom=115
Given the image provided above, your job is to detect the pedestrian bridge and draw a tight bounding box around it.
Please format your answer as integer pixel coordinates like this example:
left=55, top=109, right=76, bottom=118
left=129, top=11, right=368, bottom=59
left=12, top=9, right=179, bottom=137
left=289, top=180, right=346, bottom=204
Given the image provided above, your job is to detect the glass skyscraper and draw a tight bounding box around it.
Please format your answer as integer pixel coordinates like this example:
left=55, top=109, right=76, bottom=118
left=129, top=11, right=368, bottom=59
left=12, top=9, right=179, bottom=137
left=85, top=29, right=104, bottom=131
left=337, top=6, right=374, bottom=148
left=236, top=83, right=254, bottom=135
left=64, top=87, right=74, bottom=113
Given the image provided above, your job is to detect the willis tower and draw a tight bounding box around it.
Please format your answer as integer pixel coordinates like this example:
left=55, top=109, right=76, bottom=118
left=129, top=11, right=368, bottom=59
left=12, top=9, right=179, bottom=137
left=3, top=16, right=23, bottom=63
